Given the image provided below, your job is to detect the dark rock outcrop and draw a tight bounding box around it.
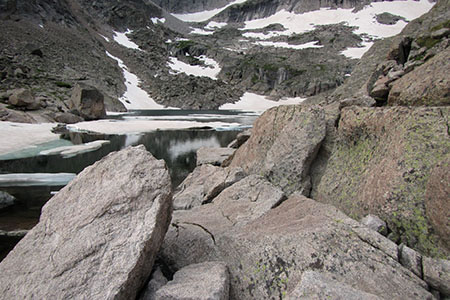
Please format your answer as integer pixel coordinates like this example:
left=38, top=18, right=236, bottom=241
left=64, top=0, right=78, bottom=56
left=69, top=83, right=106, bottom=120
left=0, top=145, right=172, bottom=299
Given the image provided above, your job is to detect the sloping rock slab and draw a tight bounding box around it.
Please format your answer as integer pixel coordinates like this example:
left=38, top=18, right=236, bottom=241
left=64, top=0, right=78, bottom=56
left=161, top=195, right=432, bottom=300
left=173, top=164, right=245, bottom=210
left=0, top=145, right=172, bottom=300
left=155, top=261, right=229, bottom=300
left=230, top=105, right=326, bottom=195
left=313, top=106, right=450, bottom=257
left=287, top=271, right=381, bottom=300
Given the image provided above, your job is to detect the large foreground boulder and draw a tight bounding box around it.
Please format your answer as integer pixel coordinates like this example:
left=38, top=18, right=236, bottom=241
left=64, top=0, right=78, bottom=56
left=69, top=83, right=106, bottom=120
left=0, top=145, right=172, bottom=299
left=230, top=105, right=326, bottom=196
left=160, top=195, right=432, bottom=299
left=312, top=106, right=450, bottom=257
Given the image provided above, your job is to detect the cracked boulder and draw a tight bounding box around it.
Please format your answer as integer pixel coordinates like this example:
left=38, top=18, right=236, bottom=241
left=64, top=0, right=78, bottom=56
left=313, top=106, right=450, bottom=258
left=161, top=194, right=432, bottom=299
left=69, top=83, right=106, bottom=121
left=161, top=175, right=285, bottom=269
left=0, top=146, right=172, bottom=299
left=173, top=164, right=245, bottom=210
left=230, top=105, right=326, bottom=196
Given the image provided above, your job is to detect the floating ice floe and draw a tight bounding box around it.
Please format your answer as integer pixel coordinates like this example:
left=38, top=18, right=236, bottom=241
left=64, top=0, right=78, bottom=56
left=67, top=120, right=241, bottom=135
left=0, top=173, right=76, bottom=187
left=106, top=51, right=166, bottom=109
left=172, top=0, right=249, bottom=22
left=0, top=122, right=60, bottom=156
left=220, top=92, right=305, bottom=113
left=39, top=140, right=111, bottom=158
left=151, top=17, right=166, bottom=24
left=253, top=40, right=324, bottom=50
left=167, top=55, right=221, bottom=80
left=113, top=29, right=140, bottom=50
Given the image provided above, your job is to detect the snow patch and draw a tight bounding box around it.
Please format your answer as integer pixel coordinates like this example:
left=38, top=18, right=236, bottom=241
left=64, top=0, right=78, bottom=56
left=254, top=40, right=323, bottom=50
left=205, top=21, right=228, bottom=30
left=220, top=92, right=305, bottom=113
left=172, top=0, right=249, bottom=22
left=190, top=27, right=215, bottom=35
left=151, top=17, right=166, bottom=24
left=167, top=55, right=221, bottom=80
left=341, top=41, right=375, bottom=59
left=106, top=51, right=165, bottom=109
left=99, top=34, right=110, bottom=42
left=113, top=29, right=140, bottom=50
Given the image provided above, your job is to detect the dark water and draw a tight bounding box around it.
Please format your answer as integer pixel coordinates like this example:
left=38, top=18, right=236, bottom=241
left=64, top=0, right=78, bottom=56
left=0, top=109, right=255, bottom=260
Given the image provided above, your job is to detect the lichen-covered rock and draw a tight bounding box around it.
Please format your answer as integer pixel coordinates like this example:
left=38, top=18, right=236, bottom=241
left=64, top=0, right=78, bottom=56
left=388, top=49, right=450, bottom=106
left=425, top=157, right=450, bottom=249
left=173, top=164, right=245, bottom=210
left=399, top=244, right=423, bottom=279
left=230, top=105, right=326, bottom=196
left=155, top=262, right=229, bottom=300
left=423, top=256, right=450, bottom=297
left=160, top=195, right=432, bottom=300
left=313, top=106, right=450, bottom=257
left=287, top=271, right=382, bottom=300
left=0, top=145, right=172, bottom=300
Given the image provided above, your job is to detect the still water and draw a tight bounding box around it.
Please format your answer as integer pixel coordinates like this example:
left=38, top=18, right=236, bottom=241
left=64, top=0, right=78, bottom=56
left=0, top=109, right=256, bottom=260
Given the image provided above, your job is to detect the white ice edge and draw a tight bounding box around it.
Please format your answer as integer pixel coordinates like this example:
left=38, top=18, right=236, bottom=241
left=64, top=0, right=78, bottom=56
left=67, top=120, right=242, bottom=135
left=39, top=140, right=111, bottom=158
left=0, top=173, right=76, bottom=187
left=0, top=122, right=59, bottom=156
left=113, top=29, right=140, bottom=50
left=220, top=92, right=305, bottom=112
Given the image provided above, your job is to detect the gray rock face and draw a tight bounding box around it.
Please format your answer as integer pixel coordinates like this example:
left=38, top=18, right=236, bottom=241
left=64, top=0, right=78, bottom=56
left=173, top=164, right=245, bottom=210
left=69, top=83, right=106, bottom=121
left=8, top=88, right=39, bottom=110
left=423, top=256, right=450, bottom=297
left=399, top=244, right=423, bottom=278
left=161, top=195, right=432, bottom=300
left=196, top=147, right=235, bottom=166
left=287, top=271, right=382, bottom=300
left=361, top=214, right=388, bottom=236
left=0, top=145, right=173, bottom=300
left=0, top=190, right=15, bottom=210
left=162, top=175, right=285, bottom=269
left=155, top=261, right=229, bottom=300
left=139, top=267, right=168, bottom=300
left=230, top=105, right=326, bottom=196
